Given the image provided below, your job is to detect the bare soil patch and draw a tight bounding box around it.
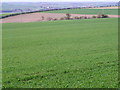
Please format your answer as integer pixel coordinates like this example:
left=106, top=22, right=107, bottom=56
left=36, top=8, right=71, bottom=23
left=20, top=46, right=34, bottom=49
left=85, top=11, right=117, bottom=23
left=1, top=13, right=120, bottom=23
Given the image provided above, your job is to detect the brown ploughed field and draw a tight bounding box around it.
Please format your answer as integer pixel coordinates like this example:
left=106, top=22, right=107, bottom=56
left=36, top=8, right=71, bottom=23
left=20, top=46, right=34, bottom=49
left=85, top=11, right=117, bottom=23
left=1, top=12, right=120, bottom=23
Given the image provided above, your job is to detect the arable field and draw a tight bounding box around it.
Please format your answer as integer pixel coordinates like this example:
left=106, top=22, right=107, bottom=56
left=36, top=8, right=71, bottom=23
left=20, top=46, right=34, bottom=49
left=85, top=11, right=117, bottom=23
left=3, top=18, right=118, bottom=88
left=0, top=13, right=12, bottom=16
left=44, top=9, right=119, bottom=15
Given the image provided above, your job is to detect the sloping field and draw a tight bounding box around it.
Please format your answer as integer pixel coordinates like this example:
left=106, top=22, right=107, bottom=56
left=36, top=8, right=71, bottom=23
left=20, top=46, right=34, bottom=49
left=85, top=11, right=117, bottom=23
left=3, top=18, right=118, bottom=88
left=44, top=9, right=119, bottom=15
left=88, top=6, right=119, bottom=9
left=1, top=7, right=119, bottom=23
left=1, top=13, right=119, bottom=23
left=0, top=13, right=13, bottom=16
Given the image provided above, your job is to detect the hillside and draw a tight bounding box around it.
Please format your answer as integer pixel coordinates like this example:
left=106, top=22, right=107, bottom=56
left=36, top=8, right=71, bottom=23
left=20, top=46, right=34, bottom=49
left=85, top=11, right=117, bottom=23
left=3, top=18, right=118, bottom=88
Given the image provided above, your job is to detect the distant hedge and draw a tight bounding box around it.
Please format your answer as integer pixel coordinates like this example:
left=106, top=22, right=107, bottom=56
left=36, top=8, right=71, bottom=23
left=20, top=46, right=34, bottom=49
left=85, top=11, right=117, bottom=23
left=0, top=8, right=73, bottom=19
left=0, top=5, right=113, bottom=19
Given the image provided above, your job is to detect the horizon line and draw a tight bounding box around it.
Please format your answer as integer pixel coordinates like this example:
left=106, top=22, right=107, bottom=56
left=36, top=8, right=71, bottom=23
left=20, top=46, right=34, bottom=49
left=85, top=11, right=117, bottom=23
left=2, top=1, right=119, bottom=2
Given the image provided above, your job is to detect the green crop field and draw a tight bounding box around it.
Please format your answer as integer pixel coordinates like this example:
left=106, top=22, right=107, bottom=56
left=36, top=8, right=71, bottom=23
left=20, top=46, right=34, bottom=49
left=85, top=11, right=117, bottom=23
left=3, top=18, right=118, bottom=88
left=0, top=13, right=12, bottom=16
left=44, top=9, right=119, bottom=15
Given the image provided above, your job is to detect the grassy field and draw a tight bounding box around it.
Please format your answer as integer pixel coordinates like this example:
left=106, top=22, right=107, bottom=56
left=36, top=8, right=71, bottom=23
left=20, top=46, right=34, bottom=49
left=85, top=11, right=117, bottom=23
left=44, top=9, right=119, bottom=15
left=0, top=21, right=2, bottom=89
left=0, top=9, right=118, bottom=17
left=3, top=18, right=118, bottom=88
left=0, top=13, right=13, bottom=16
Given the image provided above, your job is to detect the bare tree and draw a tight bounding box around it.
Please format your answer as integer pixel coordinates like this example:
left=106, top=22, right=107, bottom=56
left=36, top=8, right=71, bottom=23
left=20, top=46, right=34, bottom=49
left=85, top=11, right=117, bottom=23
left=60, top=17, right=65, bottom=20
left=74, top=16, right=80, bottom=19
left=92, top=16, right=97, bottom=18
left=53, top=18, right=58, bottom=21
left=84, top=16, right=87, bottom=19
left=47, top=17, right=53, bottom=21
left=41, top=16, right=44, bottom=20
left=79, top=16, right=83, bottom=19
left=66, top=13, right=71, bottom=20
left=97, top=14, right=109, bottom=18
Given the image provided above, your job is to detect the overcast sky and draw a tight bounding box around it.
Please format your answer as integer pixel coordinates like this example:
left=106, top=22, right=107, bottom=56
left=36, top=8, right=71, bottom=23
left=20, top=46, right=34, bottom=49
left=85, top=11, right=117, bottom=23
left=2, top=0, right=120, bottom=2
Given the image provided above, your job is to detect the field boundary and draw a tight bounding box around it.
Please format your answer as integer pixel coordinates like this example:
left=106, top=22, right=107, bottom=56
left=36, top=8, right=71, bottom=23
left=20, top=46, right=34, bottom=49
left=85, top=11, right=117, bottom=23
left=0, top=6, right=118, bottom=19
left=1, top=13, right=120, bottom=23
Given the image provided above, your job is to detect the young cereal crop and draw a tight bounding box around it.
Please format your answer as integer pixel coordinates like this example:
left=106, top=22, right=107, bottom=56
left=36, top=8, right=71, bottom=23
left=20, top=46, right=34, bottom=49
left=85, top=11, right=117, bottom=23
left=2, top=18, right=118, bottom=88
